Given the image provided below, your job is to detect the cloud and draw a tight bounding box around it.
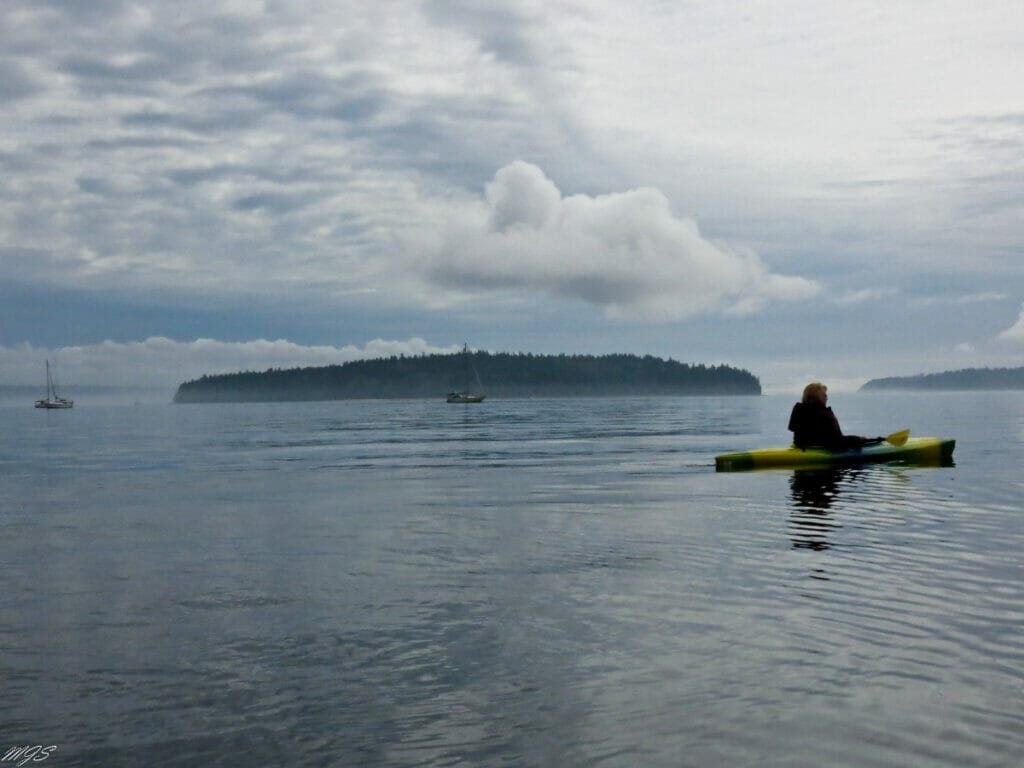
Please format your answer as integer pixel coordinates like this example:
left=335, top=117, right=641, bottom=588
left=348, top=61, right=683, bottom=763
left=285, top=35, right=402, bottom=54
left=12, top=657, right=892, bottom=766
left=0, top=1, right=591, bottom=312
left=0, top=337, right=458, bottom=389
left=418, top=161, right=819, bottom=320
left=422, top=0, right=556, bottom=69
left=833, top=287, right=899, bottom=307
left=0, top=58, right=45, bottom=102
left=909, top=291, right=1009, bottom=308
left=996, top=303, right=1024, bottom=343
left=2, top=0, right=1022, bottom=386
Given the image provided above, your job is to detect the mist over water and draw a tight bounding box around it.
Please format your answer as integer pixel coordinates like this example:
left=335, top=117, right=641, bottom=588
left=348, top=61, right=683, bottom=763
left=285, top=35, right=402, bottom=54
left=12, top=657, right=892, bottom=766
left=2, top=392, right=1022, bottom=767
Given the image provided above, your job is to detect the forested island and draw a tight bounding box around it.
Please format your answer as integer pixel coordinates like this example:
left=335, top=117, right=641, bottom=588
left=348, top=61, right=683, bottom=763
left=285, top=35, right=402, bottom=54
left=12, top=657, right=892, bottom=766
left=861, top=366, right=1024, bottom=391
left=173, top=351, right=761, bottom=403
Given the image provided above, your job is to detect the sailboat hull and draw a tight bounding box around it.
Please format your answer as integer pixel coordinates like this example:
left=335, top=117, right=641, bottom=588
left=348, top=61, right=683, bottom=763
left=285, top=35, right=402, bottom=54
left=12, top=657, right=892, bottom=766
left=35, top=399, right=74, bottom=409
left=446, top=392, right=485, bottom=403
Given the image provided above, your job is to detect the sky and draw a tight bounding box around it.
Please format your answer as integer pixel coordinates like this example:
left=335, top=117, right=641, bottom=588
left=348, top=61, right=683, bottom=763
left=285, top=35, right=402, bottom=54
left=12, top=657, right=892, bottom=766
left=2, top=0, right=1023, bottom=395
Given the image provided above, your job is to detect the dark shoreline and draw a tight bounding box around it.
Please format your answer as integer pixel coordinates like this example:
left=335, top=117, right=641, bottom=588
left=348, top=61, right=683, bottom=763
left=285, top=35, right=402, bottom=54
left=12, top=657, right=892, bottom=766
left=174, top=351, right=762, bottom=403
left=862, top=366, right=1024, bottom=391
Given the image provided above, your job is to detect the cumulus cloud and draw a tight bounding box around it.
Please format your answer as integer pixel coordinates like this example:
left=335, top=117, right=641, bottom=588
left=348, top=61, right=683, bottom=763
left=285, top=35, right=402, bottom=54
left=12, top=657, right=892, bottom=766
left=420, top=161, right=819, bottom=320
left=996, top=303, right=1024, bottom=343
left=0, top=337, right=457, bottom=389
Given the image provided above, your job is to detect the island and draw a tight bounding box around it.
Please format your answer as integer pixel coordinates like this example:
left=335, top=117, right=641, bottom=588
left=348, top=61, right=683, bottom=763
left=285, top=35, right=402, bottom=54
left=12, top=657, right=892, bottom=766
left=861, top=366, right=1024, bottom=391
left=173, top=351, right=761, bottom=403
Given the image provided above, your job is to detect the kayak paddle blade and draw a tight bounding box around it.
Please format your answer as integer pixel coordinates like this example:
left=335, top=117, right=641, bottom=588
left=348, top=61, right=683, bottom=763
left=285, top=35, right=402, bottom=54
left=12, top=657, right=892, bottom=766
left=885, top=429, right=911, bottom=447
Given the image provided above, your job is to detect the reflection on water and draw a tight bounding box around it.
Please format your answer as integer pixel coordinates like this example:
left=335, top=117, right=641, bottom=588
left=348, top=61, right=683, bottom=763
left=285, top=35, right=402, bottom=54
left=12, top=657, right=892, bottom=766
left=787, top=449, right=957, bottom=553
left=788, top=468, right=858, bottom=551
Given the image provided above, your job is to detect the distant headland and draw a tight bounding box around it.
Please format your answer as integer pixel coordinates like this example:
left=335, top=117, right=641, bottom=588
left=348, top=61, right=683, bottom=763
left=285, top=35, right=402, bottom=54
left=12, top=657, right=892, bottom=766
left=861, top=366, right=1024, bottom=391
left=173, top=351, right=761, bottom=403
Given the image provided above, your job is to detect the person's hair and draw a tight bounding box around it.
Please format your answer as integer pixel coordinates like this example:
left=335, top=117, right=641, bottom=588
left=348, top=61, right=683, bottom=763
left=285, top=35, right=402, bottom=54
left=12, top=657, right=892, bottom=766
left=802, top=382, right=827, bottom=405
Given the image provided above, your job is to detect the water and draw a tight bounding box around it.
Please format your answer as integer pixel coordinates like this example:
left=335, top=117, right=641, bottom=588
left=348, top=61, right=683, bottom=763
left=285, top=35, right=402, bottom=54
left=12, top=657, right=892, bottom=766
left=2, top=392, right=1023, bottom=767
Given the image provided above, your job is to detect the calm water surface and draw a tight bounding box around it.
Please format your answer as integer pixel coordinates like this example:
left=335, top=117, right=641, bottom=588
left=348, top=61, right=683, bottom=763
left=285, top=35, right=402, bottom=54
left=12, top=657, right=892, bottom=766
left=2, top=392, right=1023, bottom=767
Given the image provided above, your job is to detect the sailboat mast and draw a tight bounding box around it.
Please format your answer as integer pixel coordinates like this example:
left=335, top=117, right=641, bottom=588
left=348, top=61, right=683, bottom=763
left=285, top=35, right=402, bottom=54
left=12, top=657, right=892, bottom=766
left=35, top=359, right=73, bottom=409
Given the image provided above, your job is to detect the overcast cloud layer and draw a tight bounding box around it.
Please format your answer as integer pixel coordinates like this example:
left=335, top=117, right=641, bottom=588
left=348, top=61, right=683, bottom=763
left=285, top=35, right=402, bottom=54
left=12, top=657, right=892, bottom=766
left=2, top=0, right=1023, bottom=393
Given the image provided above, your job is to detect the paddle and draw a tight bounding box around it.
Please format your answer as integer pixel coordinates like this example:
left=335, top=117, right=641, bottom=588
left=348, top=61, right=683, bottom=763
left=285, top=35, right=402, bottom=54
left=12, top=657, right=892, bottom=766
left=883, top=429, right=910, bottom=446
left=863, top=429, right=910, bottom=448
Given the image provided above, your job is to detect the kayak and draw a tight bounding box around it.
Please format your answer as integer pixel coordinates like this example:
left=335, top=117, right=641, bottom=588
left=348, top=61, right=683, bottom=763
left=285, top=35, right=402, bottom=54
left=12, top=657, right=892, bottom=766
left=715, top=436, right=955, bottom=472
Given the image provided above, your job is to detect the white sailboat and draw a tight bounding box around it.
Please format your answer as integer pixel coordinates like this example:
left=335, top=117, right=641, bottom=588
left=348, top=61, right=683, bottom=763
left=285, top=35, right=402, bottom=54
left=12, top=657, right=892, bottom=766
left=34, top=360, right=73, bottom=409
left=446, top=344, right=485, bottom=403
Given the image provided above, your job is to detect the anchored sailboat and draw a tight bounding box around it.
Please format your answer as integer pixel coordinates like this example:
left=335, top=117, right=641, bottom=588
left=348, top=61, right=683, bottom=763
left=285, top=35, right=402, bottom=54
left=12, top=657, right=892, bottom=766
left=34, top=360, right=73, bottom=409
left=446, top=344, right=485, bottom=403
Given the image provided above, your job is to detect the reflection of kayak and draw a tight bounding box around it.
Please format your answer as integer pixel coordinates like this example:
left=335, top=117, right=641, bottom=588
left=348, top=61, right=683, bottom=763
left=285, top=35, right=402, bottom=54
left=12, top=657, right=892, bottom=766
left=715, top=436, right=956, bottom=472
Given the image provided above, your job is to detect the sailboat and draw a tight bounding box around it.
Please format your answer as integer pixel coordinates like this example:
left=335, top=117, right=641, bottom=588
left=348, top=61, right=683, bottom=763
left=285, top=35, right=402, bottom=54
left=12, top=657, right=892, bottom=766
left=446, top=343, right=485, bottom=403
left=34, top=360, right=73, bottom=409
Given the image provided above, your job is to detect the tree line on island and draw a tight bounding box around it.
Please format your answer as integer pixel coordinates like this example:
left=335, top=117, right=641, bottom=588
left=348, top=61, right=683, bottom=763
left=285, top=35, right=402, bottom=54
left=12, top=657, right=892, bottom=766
left=861, top=366, right=1024, bottom=391
left=173, top=351, right=761, bottom=403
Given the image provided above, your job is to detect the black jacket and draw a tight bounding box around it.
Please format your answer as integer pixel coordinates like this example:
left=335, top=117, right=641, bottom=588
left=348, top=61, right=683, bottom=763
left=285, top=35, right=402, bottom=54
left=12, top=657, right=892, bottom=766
left=788, top=401, right=845, bottom=450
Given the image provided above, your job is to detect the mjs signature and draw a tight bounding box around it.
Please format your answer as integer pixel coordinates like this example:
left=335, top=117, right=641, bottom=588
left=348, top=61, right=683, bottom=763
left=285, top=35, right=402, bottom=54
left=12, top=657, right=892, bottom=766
left=2, top=746, right=57, bottom=767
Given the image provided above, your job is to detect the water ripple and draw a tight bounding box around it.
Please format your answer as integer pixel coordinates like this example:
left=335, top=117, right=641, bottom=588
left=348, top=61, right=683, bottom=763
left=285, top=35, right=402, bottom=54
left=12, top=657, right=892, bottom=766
left=2, top=394, right=1023, bottom=766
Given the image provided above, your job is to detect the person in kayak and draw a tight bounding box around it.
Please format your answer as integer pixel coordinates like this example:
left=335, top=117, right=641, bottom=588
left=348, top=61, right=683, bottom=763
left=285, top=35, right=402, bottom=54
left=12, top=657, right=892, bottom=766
left=788, top=382, right=877, bottom=451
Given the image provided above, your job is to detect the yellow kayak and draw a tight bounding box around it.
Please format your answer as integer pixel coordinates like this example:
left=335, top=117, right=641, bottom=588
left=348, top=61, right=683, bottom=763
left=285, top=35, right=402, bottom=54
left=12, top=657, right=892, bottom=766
left=715, top=436, right=955, bottom=472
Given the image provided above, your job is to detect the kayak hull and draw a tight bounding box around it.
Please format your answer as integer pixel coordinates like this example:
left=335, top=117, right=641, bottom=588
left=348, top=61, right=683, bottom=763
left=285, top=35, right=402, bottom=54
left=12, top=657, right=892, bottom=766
left=715, top=436, right=955, bottom=472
